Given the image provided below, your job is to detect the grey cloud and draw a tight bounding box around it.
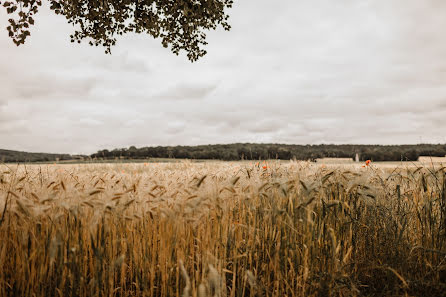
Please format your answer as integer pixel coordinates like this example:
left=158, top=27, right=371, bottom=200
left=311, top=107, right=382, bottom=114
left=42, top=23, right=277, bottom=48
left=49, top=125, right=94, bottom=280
left=78, top=118, right=103, bottom=127
left=86, top=51, right=150, bottom=73
left=157, top=83, right=217, bottom=101
left=0, top=54, right=97, bottom=101
left=436, top=100, right=446, bottom=110
left=165, top=121, right=186, bottom=134
left=247, top=119, right=285, bottom=134
left=14, top=75, right=97, bottom=100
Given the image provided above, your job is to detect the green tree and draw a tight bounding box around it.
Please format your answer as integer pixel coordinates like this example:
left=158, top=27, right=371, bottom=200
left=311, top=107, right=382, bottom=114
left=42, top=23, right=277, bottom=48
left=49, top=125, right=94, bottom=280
left=1, top=0, right=234, bottom=61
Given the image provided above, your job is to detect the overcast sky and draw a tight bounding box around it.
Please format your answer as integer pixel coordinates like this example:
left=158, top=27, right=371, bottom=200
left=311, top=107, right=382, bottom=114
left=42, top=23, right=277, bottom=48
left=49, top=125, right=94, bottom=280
left=1, top=0, right=446, bottom=154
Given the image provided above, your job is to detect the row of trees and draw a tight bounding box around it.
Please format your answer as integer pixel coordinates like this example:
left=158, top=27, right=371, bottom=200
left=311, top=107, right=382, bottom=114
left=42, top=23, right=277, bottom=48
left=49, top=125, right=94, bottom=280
left=0, top=149, right=72, bottom=163
left=3, top=144, right=445, bottom=163
left=91, top=143, right=446, bottom=162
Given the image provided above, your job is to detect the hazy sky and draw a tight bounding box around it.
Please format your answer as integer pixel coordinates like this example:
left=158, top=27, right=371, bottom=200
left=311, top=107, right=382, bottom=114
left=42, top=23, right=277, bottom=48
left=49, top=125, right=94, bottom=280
left=1, top=0, right=446, bottom=154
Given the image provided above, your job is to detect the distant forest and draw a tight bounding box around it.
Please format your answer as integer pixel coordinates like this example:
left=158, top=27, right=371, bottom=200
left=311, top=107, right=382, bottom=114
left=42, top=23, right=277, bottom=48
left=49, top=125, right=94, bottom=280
left=2, top=144, right=446, bottom=163
left=0, top=149, right=73, bottom=163
left=91, top=143, right=446, bottom=162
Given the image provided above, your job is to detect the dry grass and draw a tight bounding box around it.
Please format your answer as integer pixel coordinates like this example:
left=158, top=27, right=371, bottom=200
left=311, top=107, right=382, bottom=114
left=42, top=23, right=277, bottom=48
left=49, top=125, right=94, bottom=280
left=0, top=161, right=445, bottom=297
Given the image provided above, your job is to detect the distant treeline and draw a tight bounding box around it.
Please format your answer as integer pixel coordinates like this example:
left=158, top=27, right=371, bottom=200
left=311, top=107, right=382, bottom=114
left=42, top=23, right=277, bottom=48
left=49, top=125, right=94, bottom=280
left=91, top=143, right=446, bottom=162
left=3, top=144, right=446, bottom=163
left=0, top=149, right=73, bottom=163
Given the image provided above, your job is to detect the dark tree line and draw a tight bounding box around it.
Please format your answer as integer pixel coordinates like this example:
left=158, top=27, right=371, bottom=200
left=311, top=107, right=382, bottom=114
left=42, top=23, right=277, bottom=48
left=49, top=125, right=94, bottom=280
left=3, top=144, right=445, bottom=163
left=91, top=143, right=446, bottom=162
left=0, top=149, right=72, bottom=163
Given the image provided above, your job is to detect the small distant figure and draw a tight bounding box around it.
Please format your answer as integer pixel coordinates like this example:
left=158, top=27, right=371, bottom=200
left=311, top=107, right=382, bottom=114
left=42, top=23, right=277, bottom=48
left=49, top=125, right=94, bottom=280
left=355, top=153, right=360, bottom=163
left=361, top=160, right=372, bottom=168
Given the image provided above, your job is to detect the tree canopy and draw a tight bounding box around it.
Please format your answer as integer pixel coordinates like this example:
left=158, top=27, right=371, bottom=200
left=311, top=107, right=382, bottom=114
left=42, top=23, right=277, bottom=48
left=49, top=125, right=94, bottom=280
left=90, top=143, right=446, bottom=162
left=1, top=0, right=234, bottom=61
left=2, top=144, right=446, bottom=163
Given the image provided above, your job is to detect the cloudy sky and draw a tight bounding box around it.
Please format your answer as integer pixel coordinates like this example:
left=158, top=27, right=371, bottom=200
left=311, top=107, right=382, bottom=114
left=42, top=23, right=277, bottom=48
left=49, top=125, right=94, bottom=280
left=1, top=0, right=446, bottom=154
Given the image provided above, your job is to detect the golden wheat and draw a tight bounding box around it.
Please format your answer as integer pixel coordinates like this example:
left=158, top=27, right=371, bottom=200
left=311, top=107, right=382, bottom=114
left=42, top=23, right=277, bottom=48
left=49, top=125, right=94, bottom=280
left=0, top=161, right=445, bottom=296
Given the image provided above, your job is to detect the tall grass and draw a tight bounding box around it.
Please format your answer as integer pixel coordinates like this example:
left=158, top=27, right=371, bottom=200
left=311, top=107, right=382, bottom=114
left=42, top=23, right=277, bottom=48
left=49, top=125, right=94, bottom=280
left=0, top=161, right=445, bottom=296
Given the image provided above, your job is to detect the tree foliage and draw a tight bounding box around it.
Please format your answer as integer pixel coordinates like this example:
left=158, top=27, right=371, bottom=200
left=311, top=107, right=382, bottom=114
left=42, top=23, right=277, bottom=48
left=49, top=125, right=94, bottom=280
left=91, top=143, right=446, bottom=162
left=1, top=0, right=234, bottom=61
left=2, top=144, right=446, bottom=163
left=0, top=149, right=72, bottom=163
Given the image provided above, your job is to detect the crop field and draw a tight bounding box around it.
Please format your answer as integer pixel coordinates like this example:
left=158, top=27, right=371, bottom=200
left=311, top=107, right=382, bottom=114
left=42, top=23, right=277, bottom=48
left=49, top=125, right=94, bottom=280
left=0, top=161, right=445, bottom=297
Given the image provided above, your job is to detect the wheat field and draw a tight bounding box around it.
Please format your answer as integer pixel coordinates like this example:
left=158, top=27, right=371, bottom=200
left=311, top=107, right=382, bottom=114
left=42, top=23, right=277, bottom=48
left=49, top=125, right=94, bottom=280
left=0, top=161, right=445, bottom=297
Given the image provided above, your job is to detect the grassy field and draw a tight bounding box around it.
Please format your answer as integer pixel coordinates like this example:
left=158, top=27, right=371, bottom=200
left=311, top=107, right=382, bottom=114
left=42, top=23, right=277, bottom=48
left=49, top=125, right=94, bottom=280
left=0, top=161, right=445, bottom=296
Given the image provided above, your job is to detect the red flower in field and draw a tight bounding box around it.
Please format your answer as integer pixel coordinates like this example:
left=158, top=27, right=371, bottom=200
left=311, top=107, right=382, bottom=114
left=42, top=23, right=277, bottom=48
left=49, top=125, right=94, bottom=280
left=365, top=160, right=371, bottom=166
left=263, top=165, right=267, bottom=170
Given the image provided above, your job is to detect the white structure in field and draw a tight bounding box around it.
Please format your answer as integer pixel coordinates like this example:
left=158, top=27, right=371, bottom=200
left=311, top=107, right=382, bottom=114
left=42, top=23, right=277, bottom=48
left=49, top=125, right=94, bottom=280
left=355, top=153, right=360, bottom=162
